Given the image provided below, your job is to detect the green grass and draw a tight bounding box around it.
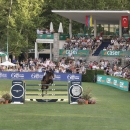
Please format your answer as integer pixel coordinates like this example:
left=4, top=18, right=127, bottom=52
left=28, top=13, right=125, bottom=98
left=0, top=80, right=130, bottom=130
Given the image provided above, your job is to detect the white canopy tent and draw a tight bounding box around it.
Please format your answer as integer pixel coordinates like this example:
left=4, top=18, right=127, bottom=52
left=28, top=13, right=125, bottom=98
left=0, top=56, right=16, bottom=66
left=58, top=22, right=63, bottom=33
left=0, top=60, right=16, bottom=66
left=50, top=22, right=54, bottom=33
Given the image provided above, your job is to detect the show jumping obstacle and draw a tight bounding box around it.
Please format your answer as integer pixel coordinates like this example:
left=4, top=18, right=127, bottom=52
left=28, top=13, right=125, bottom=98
left=10, top=80, right=83, bottom=104
left=25, top=83, right=69, bottom=102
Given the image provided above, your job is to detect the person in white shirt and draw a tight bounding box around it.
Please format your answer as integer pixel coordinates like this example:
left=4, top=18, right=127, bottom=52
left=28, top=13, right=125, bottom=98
left=99, top=36, right=103, bottom=42
left=54, top=66, right=60, bottom=73
left=68, top=51, right=73, bottom=57
left=111, top=38, right=115, bottom=45
left=37, top=65, right=43, bottom=72
left=36, top=28, right=43, bottom=34
left=92, top=64, right=97, bottom=70
left=103, top=47, right=107, bottom=50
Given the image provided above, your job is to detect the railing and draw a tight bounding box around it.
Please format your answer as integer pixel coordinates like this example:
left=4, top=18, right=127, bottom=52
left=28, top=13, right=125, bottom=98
left=37, top=34, right=54, bottom=39
left=59, top=34, right=69, bottom=40
left=72, top=34, right=93, bottom=38
left=37, top=34, right=70, bottom=40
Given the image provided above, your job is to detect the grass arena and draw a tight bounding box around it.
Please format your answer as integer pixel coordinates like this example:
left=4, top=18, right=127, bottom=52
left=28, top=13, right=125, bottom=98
left=1, top=79, right=130, bottom=130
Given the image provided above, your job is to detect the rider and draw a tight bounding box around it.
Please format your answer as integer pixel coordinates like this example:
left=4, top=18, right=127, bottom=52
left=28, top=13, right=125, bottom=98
left=42, top=67, right=54, bottom=82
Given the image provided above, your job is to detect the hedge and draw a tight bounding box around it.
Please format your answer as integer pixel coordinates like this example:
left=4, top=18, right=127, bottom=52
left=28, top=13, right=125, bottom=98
left=82, top=69, right=104, bottom=82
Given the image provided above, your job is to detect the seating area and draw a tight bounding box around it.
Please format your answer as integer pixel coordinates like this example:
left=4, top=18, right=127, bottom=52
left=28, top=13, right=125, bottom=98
left=92, top=41, right=110, bottom=56
left=62, top=35, right=102, bottom=54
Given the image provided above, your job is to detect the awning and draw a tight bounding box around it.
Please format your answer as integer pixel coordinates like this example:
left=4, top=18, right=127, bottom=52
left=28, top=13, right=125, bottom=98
left=52, top=10, right=130, bottom=24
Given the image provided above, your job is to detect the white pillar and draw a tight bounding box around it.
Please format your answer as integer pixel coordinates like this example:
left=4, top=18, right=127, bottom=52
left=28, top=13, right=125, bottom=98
left=50, top=43, right=52, bottom=60
left=94, top=20, right=97, bottom=38
left=119, top=20, right=122, bottom=38
left=35, top=42, right=38, bottom=59
left=69, top=19, right=72, bottom=38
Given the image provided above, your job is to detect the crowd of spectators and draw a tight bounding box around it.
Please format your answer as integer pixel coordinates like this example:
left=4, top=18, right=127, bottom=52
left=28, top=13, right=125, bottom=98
left=0, top=55, right=130, bottom=81
left=0, top=57, right=86, bottom=74
left=36, top=28, right=55, bottom=34
left=103, top=36, right=130, bottom=51
left=1, top=33, right=130, bottom=79
left=0, top=56, right=130, bottom=80
left=62, top=35, right=102, bottom=53
left=87, top=57, right=130, bottom=79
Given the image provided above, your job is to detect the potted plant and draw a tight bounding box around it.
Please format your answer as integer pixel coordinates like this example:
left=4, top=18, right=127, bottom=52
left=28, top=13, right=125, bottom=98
left=81, top=87, right=92, bottom=104
left=2, top=93, right=11, bottom=104
left=76, top=98, right=86, bottom=105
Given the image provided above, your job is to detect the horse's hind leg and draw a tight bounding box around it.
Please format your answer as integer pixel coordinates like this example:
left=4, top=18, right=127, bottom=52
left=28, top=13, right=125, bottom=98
left=45, top=86, right=49, bottom=94
left=41, top=86, right=44, bottom=97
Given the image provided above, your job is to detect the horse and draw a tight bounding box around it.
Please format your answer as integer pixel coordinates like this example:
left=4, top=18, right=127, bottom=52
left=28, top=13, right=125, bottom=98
left=41, top=70, right=54, bottom=97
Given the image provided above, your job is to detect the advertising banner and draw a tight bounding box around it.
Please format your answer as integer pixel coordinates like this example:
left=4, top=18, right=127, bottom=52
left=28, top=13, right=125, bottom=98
left=59, top=49, right=89, bottom=56
left=0, top=72, right=82, bottom=82
left=100, top=50, right=130, bottom=57
left=97, top=75, right=129, bottom=91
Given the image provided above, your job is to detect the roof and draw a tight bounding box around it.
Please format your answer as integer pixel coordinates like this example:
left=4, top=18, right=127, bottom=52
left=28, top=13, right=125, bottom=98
left=52, top=10, right=130, bottom=24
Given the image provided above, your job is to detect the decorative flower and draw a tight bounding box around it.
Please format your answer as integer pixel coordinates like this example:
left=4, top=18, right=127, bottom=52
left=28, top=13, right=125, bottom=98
left=76, top=98, right=86, bottom=104
left=88, top=99, right=96, bottom=104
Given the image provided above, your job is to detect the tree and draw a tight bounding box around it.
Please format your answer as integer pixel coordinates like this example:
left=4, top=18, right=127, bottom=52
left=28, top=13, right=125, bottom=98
left=0, top=0, right=45, bottom=59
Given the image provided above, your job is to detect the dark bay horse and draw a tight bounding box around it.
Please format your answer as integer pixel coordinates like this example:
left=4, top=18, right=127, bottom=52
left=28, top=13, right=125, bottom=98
left=41, top=71, right=54, bottom=97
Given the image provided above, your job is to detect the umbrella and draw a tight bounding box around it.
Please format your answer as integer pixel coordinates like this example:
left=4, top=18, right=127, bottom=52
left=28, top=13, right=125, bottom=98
left=58, top=22, right=63, bottom=33
left=0, top=60, right=16, bottom=66
left=50, top=22, right=54, bottom=33
left=0, top=52, right=6, bottom=57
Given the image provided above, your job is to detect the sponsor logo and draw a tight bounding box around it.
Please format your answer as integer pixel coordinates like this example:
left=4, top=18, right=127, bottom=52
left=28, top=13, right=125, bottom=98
left=53, top=74, right=61, bottom=80
left=106, top=78, right=111, bottom=83
left=104, top=51, right=120, bottom=56
left=0, top=72, right=7, bottom=78
left=13, top=90, right=22, bottom=93
left=119, top=82, right=124, bottom=88
left=11, top=73, right=24, bottom=79
left=113, top=80, right=117, bottom=86
left=67, top=74, right=80, bottom=81
left=97, top=76, right=102, bottom=82
left=31, top=73, right=43, bottom=79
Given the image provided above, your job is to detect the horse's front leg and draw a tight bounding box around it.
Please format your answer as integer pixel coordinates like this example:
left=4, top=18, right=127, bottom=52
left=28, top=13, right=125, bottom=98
left=41, top=86, right=44, bottom=97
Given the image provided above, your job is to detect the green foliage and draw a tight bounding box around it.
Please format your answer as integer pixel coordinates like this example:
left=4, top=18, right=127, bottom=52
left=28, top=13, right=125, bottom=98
left=82, top=70, right=96, bottom=82
left=1, top=0, right=130, bottom=59
left=81, top=87, right=92, bottom=100
left=96, top=69, right=104, bottom=75
left=2, top=93, right=11, bottom=100
left=82, top=69, right=104, bottom=82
